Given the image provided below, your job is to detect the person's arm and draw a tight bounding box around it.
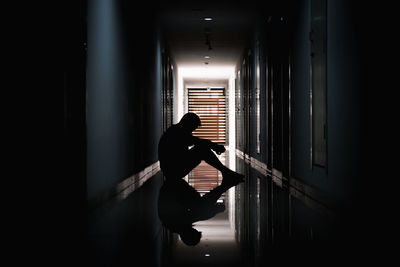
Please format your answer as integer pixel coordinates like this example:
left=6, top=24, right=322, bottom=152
left=191, top=135, right=226, bottom=155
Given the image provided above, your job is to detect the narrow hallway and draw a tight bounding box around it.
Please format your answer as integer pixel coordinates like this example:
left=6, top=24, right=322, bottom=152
left=61, top=0, right=369, bottom=266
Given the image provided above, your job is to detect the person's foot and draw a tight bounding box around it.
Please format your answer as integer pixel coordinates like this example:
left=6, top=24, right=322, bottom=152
left=221, top=170, right=244, bottom=188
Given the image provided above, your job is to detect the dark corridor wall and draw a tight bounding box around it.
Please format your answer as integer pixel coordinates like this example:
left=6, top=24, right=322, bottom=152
left=86, top=0, right=163, bottom=202
left=234, top=0, right=366, bottom=263
left=291, top=0, right=363, bottom=209
left=84, top=0, right=166, bottom=266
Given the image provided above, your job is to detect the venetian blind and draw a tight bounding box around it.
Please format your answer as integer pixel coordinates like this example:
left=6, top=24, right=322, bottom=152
left=188, top=88, right=226, bottom=144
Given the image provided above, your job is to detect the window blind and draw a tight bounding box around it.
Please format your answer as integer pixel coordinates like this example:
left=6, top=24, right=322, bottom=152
left=188, top=88, right=226, bottom=144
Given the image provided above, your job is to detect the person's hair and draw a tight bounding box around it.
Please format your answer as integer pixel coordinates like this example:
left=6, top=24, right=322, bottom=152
left=179, top=227, right=202, bottom=246
left=180, top=112, right=201, bottom=128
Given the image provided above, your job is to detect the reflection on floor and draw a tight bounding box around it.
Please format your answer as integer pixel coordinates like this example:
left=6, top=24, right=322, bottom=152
left=169, top=211, right=245, bottom=267
left=188, top=153, right=226, bottom=200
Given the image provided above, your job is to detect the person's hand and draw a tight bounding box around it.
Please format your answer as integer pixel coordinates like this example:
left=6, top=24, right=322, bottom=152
left=214, top=144, right=226, bottom=155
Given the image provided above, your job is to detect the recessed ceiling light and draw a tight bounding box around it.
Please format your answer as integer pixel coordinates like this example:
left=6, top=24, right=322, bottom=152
left=204, top=56, right=210, bottom=59
left=204, top=17, right=213, bottom=21
left=205, top=253, right=210, bottom=257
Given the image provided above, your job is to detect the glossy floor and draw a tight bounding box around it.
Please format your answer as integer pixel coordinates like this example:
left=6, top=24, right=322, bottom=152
left=166, top=211, right=245, bottom=267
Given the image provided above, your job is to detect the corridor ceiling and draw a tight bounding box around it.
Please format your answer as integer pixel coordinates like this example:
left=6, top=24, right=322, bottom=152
left=157, top=1, right=263, bottom=69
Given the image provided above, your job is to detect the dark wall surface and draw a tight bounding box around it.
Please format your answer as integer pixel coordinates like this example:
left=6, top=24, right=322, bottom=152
left=234, top=0, right=367, bottom=264
left=85, top=1, right=165, bottom=266
left=86, top=0, right=163, bottom=202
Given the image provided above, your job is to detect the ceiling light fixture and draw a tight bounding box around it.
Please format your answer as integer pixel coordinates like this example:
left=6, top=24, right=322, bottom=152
left=204, top=17, right=213, bottom=21
left=204, top=56, right=210, bottom=59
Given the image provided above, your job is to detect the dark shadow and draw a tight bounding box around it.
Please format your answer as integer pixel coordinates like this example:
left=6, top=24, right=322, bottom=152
left=157, top=113, right=244, bottom=246
left=86, top=173, right=163, bottom=267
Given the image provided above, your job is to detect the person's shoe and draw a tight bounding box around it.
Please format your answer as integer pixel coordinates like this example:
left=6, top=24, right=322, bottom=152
left=221, top=170, right=244, bottom=188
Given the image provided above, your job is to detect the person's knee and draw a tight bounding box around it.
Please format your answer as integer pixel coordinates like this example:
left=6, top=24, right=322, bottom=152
left=192, top=144, right=211, bottom=158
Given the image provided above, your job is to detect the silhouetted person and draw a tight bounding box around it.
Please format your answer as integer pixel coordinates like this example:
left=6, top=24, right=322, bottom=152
left=157, top=112, right=244, bottom=246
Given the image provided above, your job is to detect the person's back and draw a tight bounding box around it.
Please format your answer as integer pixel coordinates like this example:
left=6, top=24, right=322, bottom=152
left=158, top=124, right=190, bottom=162
left=158, top=123, right=194, bottom=179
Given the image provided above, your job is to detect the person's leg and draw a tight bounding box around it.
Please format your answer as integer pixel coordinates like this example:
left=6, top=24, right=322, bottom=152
left=200, top=185, right=226, bottom=207
left=200, top=177, right=242, bottom=207
left=178, top=144, right=244, bottom=222
left=190, top=187, right=226, bottom=222
left=167, top=143, right=243, bottom=181
left=191, top=202, right=226, bottom=222
left=165, top=153, right=202, bottom=180
left=189, top=143, right=244, bottom=186
left=189, top=144, right=228, bottom=172
left=191, top=183, right=235, bottom=222
left=190, top=144, right=244, bottom=177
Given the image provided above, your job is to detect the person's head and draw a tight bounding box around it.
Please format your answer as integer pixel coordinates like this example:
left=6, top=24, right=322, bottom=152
left=179, top=112, right=201, bottom=132
left=178, top=225, right=202, bottom=246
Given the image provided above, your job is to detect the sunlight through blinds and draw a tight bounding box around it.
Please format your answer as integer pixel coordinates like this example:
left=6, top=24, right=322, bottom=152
left=188, top=88, right=226, bottom=144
